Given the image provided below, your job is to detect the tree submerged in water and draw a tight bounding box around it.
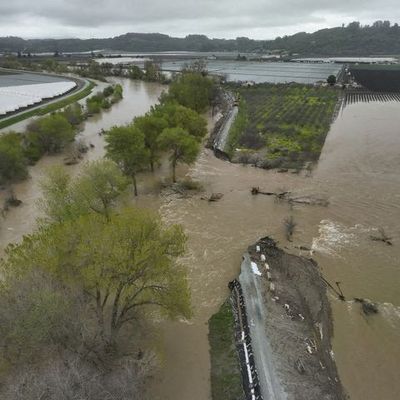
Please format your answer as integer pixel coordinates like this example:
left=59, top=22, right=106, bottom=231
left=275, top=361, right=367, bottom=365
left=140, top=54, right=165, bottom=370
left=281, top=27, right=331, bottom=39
left=158, top=127, right=200, bottom=183
left=284, top=215, right=297, bottom=241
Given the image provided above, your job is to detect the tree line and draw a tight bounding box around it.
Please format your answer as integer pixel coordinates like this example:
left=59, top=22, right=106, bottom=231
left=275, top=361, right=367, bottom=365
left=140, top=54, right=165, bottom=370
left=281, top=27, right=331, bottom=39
left=2, top=21, right=400, bottom=55
left=0, top=84, right=123, bottom=185
left=0, top=56, right=170, bottom=84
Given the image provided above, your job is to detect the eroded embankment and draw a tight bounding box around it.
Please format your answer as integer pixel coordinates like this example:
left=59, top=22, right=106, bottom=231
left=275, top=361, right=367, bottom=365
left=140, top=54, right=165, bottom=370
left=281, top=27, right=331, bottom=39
left=207, top=89, right=236, bottom=160
left=232, top=237, right=347, bottom=400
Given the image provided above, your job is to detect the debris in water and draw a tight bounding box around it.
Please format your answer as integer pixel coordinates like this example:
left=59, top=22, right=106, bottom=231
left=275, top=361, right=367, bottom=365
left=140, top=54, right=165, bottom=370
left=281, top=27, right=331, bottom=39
left=354, top=298, right=379, bottom=315
left=370, top=227, right=393, bottom=246
left=295, top=358, right=306, bottom=374
left=201, top=192, right=224, bottom=202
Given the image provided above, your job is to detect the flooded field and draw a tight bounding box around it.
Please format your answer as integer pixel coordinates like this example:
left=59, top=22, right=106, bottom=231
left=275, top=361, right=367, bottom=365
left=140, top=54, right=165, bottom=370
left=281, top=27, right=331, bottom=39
left=0, top=78, right=399, bottom=400
left=98, top=57, right=342, bottom=84
left=161, top=60, right=342, bottom=83
left=151, top=98, right=400, bottom=400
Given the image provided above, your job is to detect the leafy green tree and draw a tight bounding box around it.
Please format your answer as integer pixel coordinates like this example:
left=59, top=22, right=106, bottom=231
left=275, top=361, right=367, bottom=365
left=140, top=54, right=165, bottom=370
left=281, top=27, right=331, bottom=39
left=134, top=114, right=168, bottom=171
left=86, top=97, right=102, bottom=114
left=79, top=60, right=106, bottom=81
left=144, top=61, right=162, bottom=81
left=0, top=132, right=28, bottom=184
left=73, top=160, right=129, bottom=220
left=181, top=59, right=208, bottom=75
left=101, top=98, right=111, bottom=109
left=103, top=85, right=114, bottom=97
left=39, top=160, right=129, bottom=223
left=0, top=271, right=81, bottom=365
left=105, top=125, right=149, bottom=196
left=112, top=84, right=123, bottom=101
left=158, top=127, right=200, bottom=182
left=86, top=92, right=105, bottom=114
left=128, top=65, right=144, bottom=80
left=38, top=166, right=77, bottom=223
left=167, top=72, right=215, bottom=112
left=153, top=102, right=207, bottom=141
left=327, top=75, right=337, bottom=85
left=3, top=207, right=191, bottom=346
left=26, top=114, right=75, bottom=153
left=62, top=103, right=84, bottom=126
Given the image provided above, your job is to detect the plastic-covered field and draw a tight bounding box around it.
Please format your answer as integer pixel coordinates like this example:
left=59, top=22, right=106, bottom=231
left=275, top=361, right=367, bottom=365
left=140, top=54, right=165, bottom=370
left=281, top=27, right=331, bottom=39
left=160, top=61, right=342, bottom=84
left=0, top=81, right=76, bottom=115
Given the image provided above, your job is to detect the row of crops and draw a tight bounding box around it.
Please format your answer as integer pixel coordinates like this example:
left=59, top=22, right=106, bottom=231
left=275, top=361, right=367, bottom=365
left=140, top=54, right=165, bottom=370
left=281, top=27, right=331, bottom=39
left=226, top=83, right=339, bottom=169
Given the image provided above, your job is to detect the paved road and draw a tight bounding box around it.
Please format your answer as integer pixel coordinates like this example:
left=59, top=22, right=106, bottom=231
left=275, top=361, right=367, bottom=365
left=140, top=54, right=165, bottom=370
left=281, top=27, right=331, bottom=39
left=239, top=253, right=288, bottom=400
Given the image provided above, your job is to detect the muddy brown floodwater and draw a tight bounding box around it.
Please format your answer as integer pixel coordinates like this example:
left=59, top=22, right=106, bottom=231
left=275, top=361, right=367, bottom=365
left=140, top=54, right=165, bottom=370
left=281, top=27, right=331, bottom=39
left=150, top=100, right=400, bottom=400
left=0, top=78, right=165, bottom=248
left=1, top=79, right=399, bottom=400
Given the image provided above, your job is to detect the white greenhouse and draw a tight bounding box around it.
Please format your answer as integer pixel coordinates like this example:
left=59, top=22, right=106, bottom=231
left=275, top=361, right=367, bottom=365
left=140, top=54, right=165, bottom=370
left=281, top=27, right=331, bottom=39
left=0, top=81, right=76, bottom=116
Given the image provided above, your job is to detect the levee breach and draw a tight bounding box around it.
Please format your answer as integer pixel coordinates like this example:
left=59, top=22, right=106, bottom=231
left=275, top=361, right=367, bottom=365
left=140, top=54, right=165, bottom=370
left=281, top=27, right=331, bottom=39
left=230, top=237, right=347, bottom=400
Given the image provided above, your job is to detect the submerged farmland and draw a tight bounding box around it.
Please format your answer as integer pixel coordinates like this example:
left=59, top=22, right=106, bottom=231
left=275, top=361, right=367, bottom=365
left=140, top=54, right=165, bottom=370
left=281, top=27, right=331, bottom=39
left=161, top=61, right=342, bottom=84
left=224, top=83, right=340, bottom=169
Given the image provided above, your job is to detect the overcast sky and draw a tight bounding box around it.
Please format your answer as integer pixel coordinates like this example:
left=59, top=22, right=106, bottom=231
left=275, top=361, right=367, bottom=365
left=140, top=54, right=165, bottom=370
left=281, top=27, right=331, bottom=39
left=0, top=0, right=399, bottom=40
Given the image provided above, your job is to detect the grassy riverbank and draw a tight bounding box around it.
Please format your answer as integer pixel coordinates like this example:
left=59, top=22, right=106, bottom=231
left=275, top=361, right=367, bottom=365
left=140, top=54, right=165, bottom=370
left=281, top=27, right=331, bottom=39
left=226, top=83, right=339, bottom=169
left=208, top=301, right=243, bottom=400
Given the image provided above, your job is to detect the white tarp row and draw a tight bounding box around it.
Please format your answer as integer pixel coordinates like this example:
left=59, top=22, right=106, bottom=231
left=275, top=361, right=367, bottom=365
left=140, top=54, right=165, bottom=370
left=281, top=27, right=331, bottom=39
left=0, top=81, right=76, bottom=115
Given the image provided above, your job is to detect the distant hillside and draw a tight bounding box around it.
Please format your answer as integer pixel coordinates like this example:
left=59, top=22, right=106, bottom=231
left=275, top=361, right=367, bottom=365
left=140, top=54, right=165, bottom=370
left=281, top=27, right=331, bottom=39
left=1, top=21, right=400, bottom=56
left=268, top=21, right=400, bottom=56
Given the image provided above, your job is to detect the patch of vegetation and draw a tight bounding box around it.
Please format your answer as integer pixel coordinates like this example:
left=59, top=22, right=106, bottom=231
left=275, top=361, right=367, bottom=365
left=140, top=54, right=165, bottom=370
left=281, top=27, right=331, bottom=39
left=0, top=132, right=28, bottom=184
left=177, top=178, right=204, bottom=192
left=227, top=83, right=339, bottom=169
left=209, top=301, right=243, bottom=400
left=165, top=71, right=216, bottom=113
left=86, top=84, right=123, bottom=114
left=225, top=100, right=248, bottom=156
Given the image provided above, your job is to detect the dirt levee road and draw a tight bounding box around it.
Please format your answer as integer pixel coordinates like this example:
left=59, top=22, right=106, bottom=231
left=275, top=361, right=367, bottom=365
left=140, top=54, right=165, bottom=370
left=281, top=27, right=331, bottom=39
left=239, top=237, right=347, bottom=400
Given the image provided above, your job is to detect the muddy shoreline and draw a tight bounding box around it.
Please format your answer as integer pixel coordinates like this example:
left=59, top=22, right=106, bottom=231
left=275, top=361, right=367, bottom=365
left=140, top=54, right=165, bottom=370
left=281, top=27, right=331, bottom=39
left=229, top=237, right=347, bottom=400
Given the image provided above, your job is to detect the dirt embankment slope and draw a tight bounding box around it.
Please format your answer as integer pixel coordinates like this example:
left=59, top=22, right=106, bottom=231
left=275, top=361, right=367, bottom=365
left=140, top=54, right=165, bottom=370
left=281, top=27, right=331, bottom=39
left=239, top=237, right=347, bottom=400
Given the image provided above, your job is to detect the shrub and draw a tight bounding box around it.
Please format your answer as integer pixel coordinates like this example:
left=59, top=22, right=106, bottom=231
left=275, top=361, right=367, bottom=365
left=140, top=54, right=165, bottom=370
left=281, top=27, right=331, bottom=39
left=0, top=132, right=28, bottom=184
left=103, top=85, right=114, bottom=97
left=25, top=114, right=75, bottom=154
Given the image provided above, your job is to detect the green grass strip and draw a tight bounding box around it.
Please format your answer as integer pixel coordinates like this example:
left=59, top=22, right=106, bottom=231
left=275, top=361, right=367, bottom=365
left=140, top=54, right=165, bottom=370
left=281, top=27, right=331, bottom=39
left=209, top=300, right=244, bottom=400
left=0, top=81, right=95, bottom=130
